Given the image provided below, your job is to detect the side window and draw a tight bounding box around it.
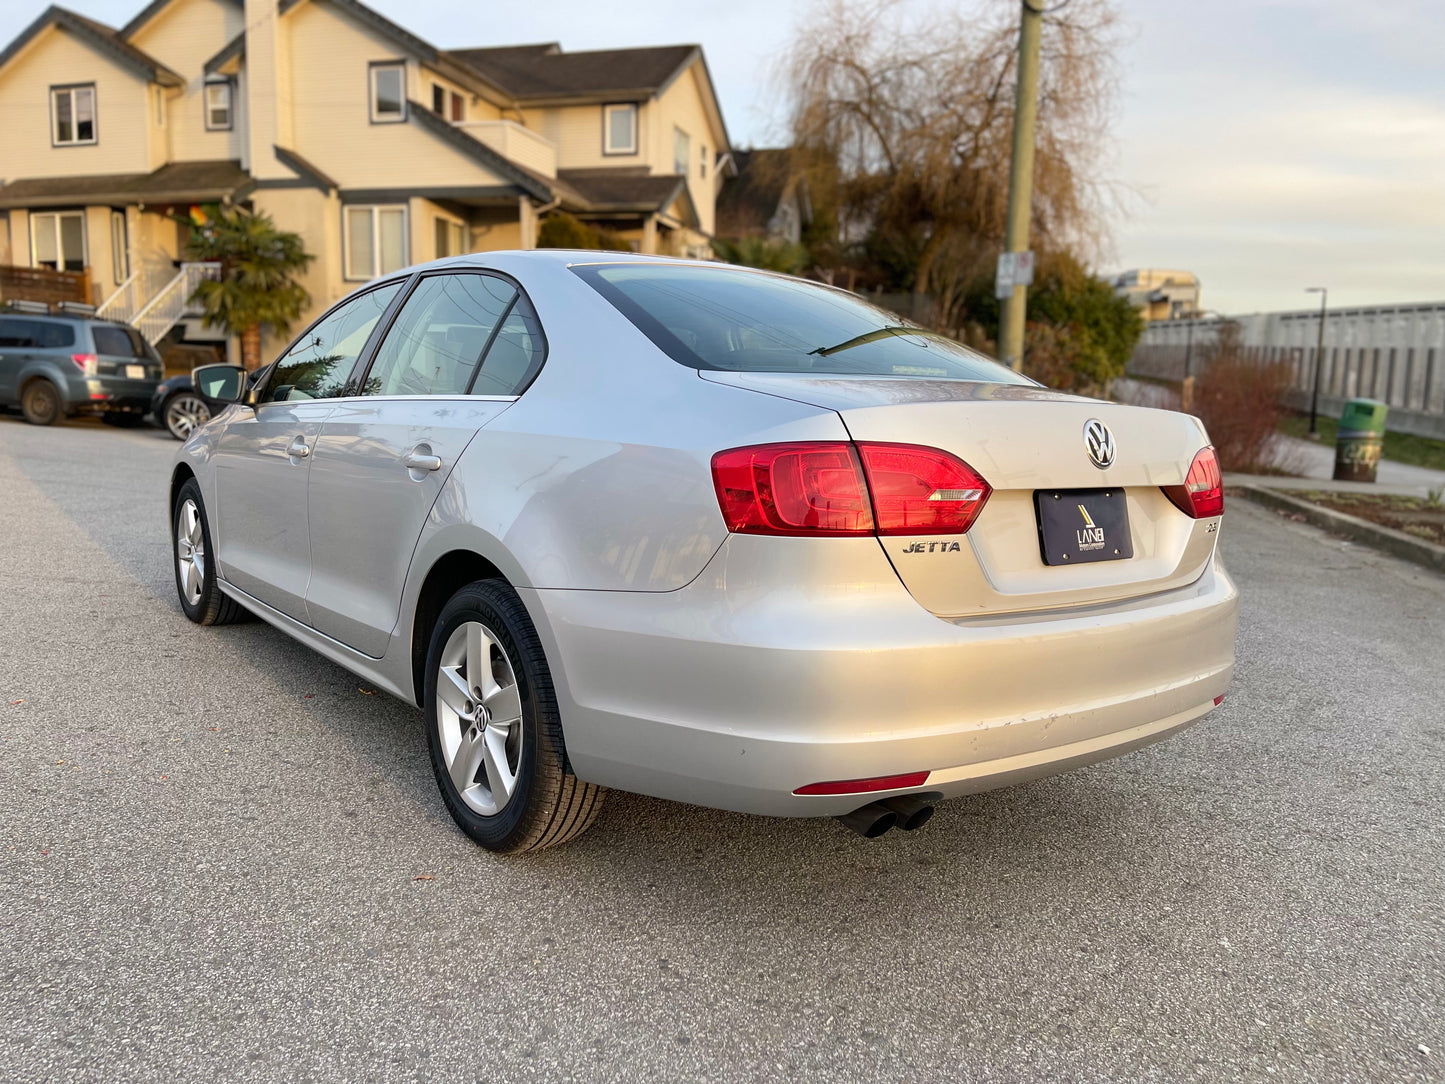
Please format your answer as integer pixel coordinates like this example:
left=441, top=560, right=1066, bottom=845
left=0, top=318, right=36, bottom=348
left=0, top=319, right=74, bottom=349
left=472, top=293, right=545, bottom=396
left=265, top=282, right=403, bottom=402
left=362, top=273, right=515, bottom=397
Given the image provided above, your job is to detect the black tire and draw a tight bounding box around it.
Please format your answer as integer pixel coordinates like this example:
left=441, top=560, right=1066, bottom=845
left=101, top=413, right=145, bottom=427
left=424, top=579, right=605, bottom=854
left=20, top=380, right=62, bottom=426
left=172, top=478, right=246, bottom=626
left=161, top=392, right=212, bottom=441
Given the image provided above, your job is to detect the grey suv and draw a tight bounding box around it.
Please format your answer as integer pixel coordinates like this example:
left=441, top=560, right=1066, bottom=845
left=0, top=310, right=163, bottom=426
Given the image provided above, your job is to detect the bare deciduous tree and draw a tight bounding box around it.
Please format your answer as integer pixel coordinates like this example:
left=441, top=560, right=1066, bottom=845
left=780, top=0, right=1124, bottom=324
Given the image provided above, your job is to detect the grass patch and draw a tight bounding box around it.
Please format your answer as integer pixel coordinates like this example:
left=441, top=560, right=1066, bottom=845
left=1278, top=413, right=1445, bottom=472
left=1290, top=490, right=1445, bottom=545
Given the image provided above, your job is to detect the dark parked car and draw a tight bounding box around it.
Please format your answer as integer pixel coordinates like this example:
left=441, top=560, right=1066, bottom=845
left=151, top=364, right=269, bottom=440
left=0, top=309, right=162, bottom=425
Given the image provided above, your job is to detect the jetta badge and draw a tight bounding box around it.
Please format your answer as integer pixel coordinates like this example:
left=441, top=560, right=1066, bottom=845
left=1083, top=419, right=1115, bottom=469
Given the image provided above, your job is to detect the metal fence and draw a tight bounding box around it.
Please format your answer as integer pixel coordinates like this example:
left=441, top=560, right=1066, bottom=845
left=1129, top=301, right=1445, bottom=440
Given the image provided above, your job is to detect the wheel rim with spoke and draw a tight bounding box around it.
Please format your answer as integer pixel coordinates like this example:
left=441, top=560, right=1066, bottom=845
left=167, top=395, right=211, bottom=439
left=436, top=621, right=525, bottom=817
left=176, top=498, right=206, bottom=606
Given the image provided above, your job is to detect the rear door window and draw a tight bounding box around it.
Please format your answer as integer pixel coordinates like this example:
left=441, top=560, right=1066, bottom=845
left=361, top=273, right=535, bottom=397
left=264, top=281, right=403, bottom=402
left=91, top=324, right=149, bottom=357
left=573, top=263, right=1031, bottom=384
left=0, top=319, right=75, bottom=349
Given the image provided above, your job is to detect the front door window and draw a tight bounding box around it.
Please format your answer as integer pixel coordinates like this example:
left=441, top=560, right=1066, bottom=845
left=264, top=281, right=403, bottom=401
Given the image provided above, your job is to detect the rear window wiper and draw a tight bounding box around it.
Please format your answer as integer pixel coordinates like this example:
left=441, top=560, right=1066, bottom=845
left=808, top=325, right=955, bottom=357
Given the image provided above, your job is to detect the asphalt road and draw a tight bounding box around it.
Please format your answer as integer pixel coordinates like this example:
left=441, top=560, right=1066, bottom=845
left=2, top=414, right=1443, bottom=1084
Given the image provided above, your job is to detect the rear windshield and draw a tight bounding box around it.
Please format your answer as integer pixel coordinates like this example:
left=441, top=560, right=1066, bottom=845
left=573, top=263, right=1031, bottom=383
left=91, top=324, right=151, bottom=358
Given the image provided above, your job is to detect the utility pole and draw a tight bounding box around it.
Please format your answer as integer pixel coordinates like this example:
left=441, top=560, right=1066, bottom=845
left=999, top=0, right=1044, bottom=371
left=1306, top=286, right=1328, bottom=435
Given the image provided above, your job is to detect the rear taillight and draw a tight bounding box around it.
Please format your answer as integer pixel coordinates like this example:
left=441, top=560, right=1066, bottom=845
left=856, top=442, right=991, bottom=535
left=71, top=353, right=98, bottom=377
left=711, top=442, right=874, bottom=536
left=1163, top=446, right=1223, bottom=518
left=711, top=441, right=991, bottom=537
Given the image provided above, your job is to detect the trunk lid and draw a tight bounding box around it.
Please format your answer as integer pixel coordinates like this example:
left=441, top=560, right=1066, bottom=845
left=703, top=372, right=1220, bottom=617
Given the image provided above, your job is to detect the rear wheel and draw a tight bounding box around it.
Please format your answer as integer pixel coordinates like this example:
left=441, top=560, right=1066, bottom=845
left=20, top=380, right=62, bottom=426
left=162, top=392, right=211, bottom=441
left=172, top=479, right=246, bottom=625
left=425, top=579, right=604, bottom=853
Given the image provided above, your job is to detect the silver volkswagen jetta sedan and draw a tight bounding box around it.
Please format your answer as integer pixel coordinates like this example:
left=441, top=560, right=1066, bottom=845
left=171, top=250, right=1238, bottom=853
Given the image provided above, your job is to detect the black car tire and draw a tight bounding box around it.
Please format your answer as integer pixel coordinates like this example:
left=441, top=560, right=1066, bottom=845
left=161, top=392, right=212, bottom=441
left=101, top=413, right=145, bottom=427
left=425, top=579, right=605, bottom=854
left=172, top=478, right=246, bottom=626
left=20, top=380, right=62, bottom=426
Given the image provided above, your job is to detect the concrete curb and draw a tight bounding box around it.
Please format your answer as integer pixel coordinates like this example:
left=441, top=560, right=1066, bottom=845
left=1230, top=485, right=1445, bottom=575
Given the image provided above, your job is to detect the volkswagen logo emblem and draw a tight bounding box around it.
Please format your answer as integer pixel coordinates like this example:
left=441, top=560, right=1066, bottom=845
left=1083, top=419, right=1115, bottom=469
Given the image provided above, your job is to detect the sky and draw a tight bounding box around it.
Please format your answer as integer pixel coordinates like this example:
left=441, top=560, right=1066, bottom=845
left=4, top=0, right=1443, bottom=316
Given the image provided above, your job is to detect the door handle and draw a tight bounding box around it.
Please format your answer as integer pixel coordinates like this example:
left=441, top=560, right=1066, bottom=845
left=287, top=436, right=311, bottom=460
left=403, top=450, right=443, bottom=472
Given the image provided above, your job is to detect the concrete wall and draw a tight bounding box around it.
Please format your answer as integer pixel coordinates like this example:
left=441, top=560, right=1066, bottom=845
left=1131, top=300, right=1445, bottom=440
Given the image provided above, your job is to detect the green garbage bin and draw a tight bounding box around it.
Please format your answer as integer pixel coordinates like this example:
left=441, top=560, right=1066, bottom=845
left=1333, top=398, right=1388, bottom=482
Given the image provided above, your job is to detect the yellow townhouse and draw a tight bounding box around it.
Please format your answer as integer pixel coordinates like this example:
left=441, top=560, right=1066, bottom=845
left=0, top=0, right=732, bottom=354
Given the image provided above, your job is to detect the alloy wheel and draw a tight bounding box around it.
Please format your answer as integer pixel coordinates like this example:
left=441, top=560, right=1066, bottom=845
left=175, top=498, right=206, bottom=606
left=166, top=394, right=211, bottom=440
left=435, top=621, right=525, bottom=817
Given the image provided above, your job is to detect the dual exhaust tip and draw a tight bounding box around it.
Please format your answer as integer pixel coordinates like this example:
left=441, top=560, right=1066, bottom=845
left=836, top=794, right=936, bottom=838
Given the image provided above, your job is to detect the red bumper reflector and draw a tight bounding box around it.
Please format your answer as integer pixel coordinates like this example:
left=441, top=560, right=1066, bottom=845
left=793, top=771, right=930, bottom=796
left=1213, top=694, right=1226, bottom=706
left=89, top=393, right=108, bottom=400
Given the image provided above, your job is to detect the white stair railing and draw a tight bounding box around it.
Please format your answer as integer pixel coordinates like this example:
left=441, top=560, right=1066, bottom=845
left=126, top=262, right=222, bottom=345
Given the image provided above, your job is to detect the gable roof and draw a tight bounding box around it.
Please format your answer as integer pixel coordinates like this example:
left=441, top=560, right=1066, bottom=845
left=202, top=30, right=244, bottom=74
left=558, top=169, right=698, bottom=227
left=448, top=43, right=699, bottom=103
left=0, top=4, right=183, bottom=85
left=119, top=0, right=241, bottom=41
left=716, top=148, right=809, bottom=238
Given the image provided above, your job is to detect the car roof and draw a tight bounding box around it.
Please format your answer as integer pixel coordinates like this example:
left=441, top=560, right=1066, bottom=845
left=0, top=309, right=137, bottom=327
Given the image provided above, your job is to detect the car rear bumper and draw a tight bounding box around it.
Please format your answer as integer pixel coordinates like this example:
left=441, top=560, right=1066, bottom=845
left=523, top=535, right=1239, bottom=817
left=73, top=376, right=160, bottom=413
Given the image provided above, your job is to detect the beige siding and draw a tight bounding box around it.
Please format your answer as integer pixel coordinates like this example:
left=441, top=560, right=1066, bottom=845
left=650, top=63, right=724, bottom=236
left=0, top=25, right=153, bottom=180
left=523, top=102, right=647, bottom=172
left=284, top=4, right=510, bottom=189
left=251, top=186, right=343, bottom=343
left=129, top=0, right=246, bottom=164
left=417, top=64, right=501, bottom=124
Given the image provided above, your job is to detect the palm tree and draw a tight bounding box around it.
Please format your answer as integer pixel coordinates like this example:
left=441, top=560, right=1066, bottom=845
left=185, top=206, right=313, bottom=370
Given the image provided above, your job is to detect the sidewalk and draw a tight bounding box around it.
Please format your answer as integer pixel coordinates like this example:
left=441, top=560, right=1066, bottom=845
left=1226, top=435, right=1445, bottom=498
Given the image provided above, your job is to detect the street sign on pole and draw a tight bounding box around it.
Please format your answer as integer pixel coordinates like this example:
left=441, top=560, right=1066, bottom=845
left=995, top=250, right=1035, bottom=300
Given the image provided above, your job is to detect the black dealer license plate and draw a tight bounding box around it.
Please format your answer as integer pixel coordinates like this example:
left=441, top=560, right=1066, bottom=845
left=1035, top=488, right=1133, bottom=566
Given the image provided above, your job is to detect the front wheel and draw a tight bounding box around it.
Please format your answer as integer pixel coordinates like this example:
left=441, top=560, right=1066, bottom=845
left=424, top=579, right=605, bottom=854
left=162, top=392, right=211, bottom=441
left=172, top=479, right=246, bottom=625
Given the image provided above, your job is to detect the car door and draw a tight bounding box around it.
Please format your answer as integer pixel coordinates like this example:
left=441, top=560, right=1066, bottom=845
left=304, top=271, right=544, bottom=657
left=211, top=280, right=405, bottom=620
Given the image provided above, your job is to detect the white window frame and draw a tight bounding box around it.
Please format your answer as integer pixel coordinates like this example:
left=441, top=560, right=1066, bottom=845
left=603, top=103, right=637, bottom=156
left=369, top=61, right=407, bottom=124
left=110, top=210, right=128, bottom=284
left=343, top=204, right=409, bottom=281
left=203, top=79, right=233, bottom=131
left=31, top=211, right=87, bottom=271
left=673, top=126, right=690, bottom=177
left=50, top=84, right=97, bottom=147
left=434, top=215, right=466, bottom=258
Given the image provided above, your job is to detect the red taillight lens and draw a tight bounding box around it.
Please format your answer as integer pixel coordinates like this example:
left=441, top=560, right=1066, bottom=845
left=711, top=442, right=875, bottom=535
left=1163, top=446, right=1224, bottom=519
left=794, top=771, right=931, bottom=796
left=856, top=442, right=991, bottom=535
left=71, top=353, right=98, bottom=376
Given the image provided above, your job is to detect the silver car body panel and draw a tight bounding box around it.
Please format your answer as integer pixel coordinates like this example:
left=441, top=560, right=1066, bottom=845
left=175, top=249, right=1239, bottom=817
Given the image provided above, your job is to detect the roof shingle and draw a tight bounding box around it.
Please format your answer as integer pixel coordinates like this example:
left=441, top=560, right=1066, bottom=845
left=448, top=44, right=698, bottom=101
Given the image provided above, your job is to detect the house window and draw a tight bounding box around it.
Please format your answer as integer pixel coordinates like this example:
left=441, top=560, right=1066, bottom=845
left=673, top=127, right=690, bottom=176
left=32, top=211, right=86, bottom=271
left=369, top=62, right=406, bottom=123
left=204, top=80, right=233, bottom=130
left=450, top=91, right=464, bottom=122
left=51, top=84, right=96, bottom=146
left=110, top=211, right=128, bottom=284
left=700, top=144, right=707, bottom=179
left=603, top=103, right=637, bottom=155
left=435, top=217, right=466, bottom=258
left=432, top=83, right=445, bottom=114
left=344, top=205, right=408, bottom=280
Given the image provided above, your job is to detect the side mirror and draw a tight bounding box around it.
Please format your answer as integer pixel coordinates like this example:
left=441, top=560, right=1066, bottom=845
left=192, top=363, right=247, bottom=404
